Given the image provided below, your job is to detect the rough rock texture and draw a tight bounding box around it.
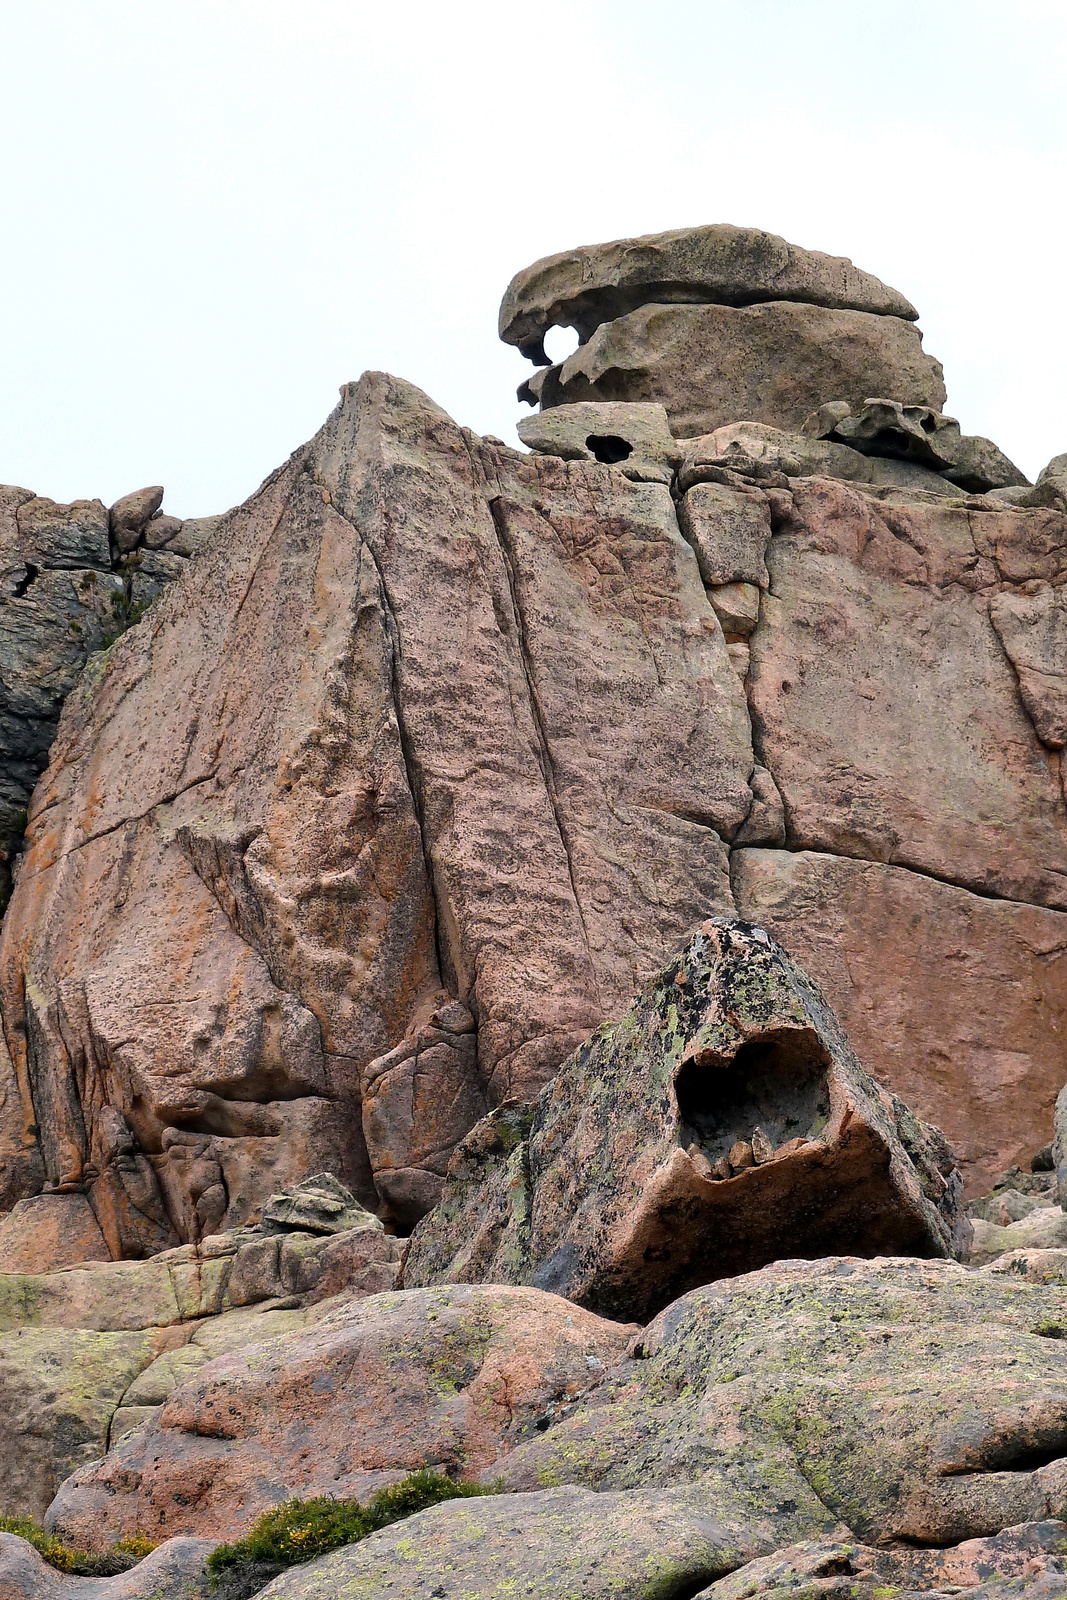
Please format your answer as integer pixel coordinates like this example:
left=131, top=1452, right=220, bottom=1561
left=258, top=1484, right=818, bottom=1600
left=46, top=1258, right=1067, bottom=1567
left=0, top=1176, right=401, bottom=1516
left=0, top=484, right=209, bottom=918
left=487, top=1258, right=1067, bottom=1548
left=696, top=1523, right=1067, bottom=1600
left=402, top=919, right=968, bottom=1320
left=0, top=372, right=754, bottom=1237
left=516, top=400, right=679, bottom=482
left=805, top=398, right=1030, bottom=493
left=47, top=1284, right=637, bottom=1547
left=0, top=1534, right=214, bottom=1599
left=499, top=223, right=919, bottom=358
left=677, top=420, right=964, bottom=498
left=524, top=299, right=946, bottom=439
left=0, top=1193, right=111, bottom=1271
left=733, top=851, right=1067, bottom=1193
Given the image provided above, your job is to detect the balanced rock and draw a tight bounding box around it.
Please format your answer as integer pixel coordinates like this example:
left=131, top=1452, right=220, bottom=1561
left=505, top=224, right=945, bottom=437
left=499, top=222, right=920, bottom=358
left=403, top=919, right=968, bottom=1321
left=522, top=299, right=947, bottom=439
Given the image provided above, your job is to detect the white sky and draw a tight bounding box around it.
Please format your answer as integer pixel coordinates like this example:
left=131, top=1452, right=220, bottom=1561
left=0, top=0, right=1064, bottom=516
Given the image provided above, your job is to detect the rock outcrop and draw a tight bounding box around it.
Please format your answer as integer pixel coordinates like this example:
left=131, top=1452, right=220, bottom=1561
left=0, top=1174, right=399, bottom=1518
left=0, top=372, right=757, bottom=1245
left=0, top=483, right=213, bottom=915
left=41, top=1257, right=1067, bottom=1579
left=504, top=224, right=946, bottom=435
left=47, top=1284, right=637, bottom=1547
left=403, top=918, right=968, bottom=1320
left=0, top=1533, right=215, bottom=1599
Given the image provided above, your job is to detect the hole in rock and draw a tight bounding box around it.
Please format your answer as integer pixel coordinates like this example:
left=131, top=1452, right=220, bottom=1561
left=542, top=324, right=580, bottom=364
left=586, top=434, right=633, bottom=465
left=11, top=563, right=39, bottom=598
left=676, top=1031, right=831, bottom=1167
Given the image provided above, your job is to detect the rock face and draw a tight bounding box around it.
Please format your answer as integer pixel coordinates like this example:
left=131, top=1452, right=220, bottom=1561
left=504, top=225, right=945, bottom=437
left=402, top=919, right=968, bottom=1320
left=0, top=372, right=755, bottom=1242
left=47, top=1284, right=637, bottom=1547
left=1, top=228, right=1065, bottom=1276
left=0, top=484, right=211, bottom=916
left=697, top=1523, right=1067, bottom=1600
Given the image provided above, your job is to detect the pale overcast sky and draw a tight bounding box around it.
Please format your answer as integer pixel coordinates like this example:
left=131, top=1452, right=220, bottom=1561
left=0, top=1, right=1064, bottom=515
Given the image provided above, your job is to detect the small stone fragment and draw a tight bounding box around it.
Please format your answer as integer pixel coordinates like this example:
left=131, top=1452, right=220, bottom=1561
left=750, top=1126, right=775, bottom=1164
left=728, top=1138, right=755, bottom=1171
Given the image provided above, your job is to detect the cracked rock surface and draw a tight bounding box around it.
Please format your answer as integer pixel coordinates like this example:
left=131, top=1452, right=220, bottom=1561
left=1, top=370, right=1065, bottom=1257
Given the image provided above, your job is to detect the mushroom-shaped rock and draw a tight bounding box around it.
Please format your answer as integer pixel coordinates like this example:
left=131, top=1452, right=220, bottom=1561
left=500, top=223, right=920, bottom=359
left=402, top=918, right=970, bottom=1321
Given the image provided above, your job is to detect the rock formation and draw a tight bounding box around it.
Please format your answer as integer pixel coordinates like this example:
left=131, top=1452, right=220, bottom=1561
left=403, top=918, right=968, bottom=1320
left=502, top=223, right=947, bottom=436
left=38, top=1256, right=1067, bottom=1592
left=0, top=219, right=1065, bottom=1596
left=0, top=485, right=216, bottom=915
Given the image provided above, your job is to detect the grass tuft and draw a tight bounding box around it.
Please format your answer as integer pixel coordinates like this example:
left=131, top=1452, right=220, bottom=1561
left=0, top=1514, right=157, bottom=1576
left=207, top=1469, right=498, bottom=1597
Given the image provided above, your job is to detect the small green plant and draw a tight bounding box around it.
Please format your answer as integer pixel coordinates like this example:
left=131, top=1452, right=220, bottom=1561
left=0, top=1515, right=156, bottom=1577
left=207, top=1469, right=497, bottom=1597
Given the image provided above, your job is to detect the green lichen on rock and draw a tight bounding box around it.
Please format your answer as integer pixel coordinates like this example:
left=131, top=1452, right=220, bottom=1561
left=404, top=919, right=967, bottom=1320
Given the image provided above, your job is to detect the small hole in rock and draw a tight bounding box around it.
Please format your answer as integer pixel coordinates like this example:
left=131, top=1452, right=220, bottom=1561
left=586, top=434, right=633, bottom=465
left=543, top=325, right=580, bottom=365
left=11, top=563, right=39, bottom=598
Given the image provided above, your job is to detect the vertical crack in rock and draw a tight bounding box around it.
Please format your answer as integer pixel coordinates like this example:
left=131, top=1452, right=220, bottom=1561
left=487, top=494, right=602, bottom=1008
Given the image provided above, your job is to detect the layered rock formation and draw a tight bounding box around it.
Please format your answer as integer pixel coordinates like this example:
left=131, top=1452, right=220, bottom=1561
left=503, top=223, right=947, bottom=435
left=0, top=223, right=1065, bottom=1265
left=0, top=217, right=1065, bottom=1600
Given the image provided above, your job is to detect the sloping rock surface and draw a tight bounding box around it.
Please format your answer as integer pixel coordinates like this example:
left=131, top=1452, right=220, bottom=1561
left=696, top=1522, right=1067, bottom=1600
left=0, top=1174, right=401, bottom=1517
left=44, top=1258, right=1067, bottom=1568
left=402, top=918, right=967, bottom=1320
left=46, top=1284, right=637, bottom=1547
left=0, top=373, right=753, bottom=1237
left=0, top=486, right=203, bottom=919
left=256, top=1484, right=812, bottom=1600
left=0, top=1533, right=214, bottom=1600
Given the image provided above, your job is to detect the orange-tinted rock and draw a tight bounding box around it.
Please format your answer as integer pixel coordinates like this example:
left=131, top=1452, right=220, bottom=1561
left=0, top=1194, right=109, bottom=1272
left=46, top=1284, right=636, bottom=1548
left=733, top=849, right=1067, bottom=1194
left=743, top=477, right=1067, bottom=910
left=0, top=373, right=753, bottom=1239
left=403, top=920, right=968, bottom=1321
